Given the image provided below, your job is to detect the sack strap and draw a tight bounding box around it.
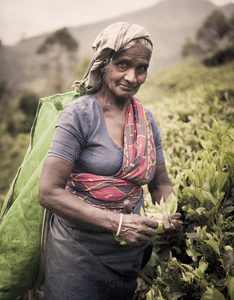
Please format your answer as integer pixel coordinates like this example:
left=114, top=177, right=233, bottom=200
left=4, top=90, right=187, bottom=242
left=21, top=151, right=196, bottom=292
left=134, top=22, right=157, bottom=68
left=33, top=209, right=52, bottom=289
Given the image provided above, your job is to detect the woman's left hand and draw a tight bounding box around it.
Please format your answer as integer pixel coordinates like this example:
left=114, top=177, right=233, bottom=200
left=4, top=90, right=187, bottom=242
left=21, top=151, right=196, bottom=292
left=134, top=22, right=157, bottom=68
left=162, top=212, right=183, bottom=235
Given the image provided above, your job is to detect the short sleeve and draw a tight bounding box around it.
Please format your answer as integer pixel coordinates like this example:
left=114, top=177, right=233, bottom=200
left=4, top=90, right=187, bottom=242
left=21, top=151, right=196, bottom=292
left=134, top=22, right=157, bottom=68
left=145, top=108, right=165, bottom=165
left=47, top=98, right=90, bottom=165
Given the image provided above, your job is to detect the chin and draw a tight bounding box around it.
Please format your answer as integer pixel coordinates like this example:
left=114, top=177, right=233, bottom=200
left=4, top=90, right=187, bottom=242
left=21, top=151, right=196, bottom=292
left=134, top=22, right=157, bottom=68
left=116, top=88, right=138, bottom=100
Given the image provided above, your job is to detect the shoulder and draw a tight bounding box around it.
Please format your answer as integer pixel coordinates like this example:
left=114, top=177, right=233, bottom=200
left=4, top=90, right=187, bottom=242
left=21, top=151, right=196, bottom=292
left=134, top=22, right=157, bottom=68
left=62, top=93, right=99, bottom=114
left=59, top=93, right=101, bottom=123
left=144, top=107, right=156, bottom=123
left=143, top=106, right=160, bottom=132
left=57, top=93, right=102, bottom=136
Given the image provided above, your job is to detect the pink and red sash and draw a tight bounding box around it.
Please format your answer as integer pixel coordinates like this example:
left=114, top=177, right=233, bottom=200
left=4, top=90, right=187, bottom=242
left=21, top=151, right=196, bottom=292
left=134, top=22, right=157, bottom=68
left=66, top=97, right=156, bottom=212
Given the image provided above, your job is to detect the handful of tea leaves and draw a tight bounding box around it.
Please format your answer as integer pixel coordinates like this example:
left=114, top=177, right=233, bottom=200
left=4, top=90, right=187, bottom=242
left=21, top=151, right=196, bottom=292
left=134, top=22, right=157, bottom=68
left=115, top=193, right=179, bottom=244
left=141, top=193, right=178, bottom=233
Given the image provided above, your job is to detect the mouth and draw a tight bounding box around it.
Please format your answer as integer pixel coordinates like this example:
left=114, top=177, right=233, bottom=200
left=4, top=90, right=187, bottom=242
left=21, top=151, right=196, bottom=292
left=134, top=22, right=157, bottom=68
left=118, top=84, right=136, bottom=91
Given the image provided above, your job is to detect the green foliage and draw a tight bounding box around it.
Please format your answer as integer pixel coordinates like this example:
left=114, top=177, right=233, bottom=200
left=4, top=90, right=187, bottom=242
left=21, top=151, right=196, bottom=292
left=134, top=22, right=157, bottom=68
left=7, top=90, right=39, bottom=135
left=196, top=10, right=231, bottom=50
left=202, top=43, right=234, bottom=66
left=19, top=91, right=38, bottom=115
left=143, top=194, right=178, bottom=234
left=36, top=27, right=79, bottom=93
left=137, top=62, right=234, bottom=300
left=182, top=38, right=204, bottom=58
left=73, top=56, right=91, bottom=80
left=181, top=9, right=234, bottom=65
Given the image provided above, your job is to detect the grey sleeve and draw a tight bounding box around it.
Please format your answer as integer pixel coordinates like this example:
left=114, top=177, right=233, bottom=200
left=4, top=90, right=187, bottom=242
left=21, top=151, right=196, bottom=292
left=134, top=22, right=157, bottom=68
left=47, top=103, right=87, bottom=165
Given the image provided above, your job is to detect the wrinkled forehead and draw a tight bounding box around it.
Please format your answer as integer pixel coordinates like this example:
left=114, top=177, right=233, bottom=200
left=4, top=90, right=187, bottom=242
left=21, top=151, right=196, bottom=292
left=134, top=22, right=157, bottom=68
left=112, top=44, right=152, bottom=63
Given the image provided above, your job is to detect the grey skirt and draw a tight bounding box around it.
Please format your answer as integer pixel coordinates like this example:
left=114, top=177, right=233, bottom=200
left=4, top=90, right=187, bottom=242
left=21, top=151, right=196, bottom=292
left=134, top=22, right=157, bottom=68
left=44, top=213, right=152, bottom=300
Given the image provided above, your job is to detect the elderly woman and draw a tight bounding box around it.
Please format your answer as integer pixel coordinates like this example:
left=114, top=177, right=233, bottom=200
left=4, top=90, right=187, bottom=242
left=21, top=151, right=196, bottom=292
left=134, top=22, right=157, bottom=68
left=39, top=22, right=181, bottom=300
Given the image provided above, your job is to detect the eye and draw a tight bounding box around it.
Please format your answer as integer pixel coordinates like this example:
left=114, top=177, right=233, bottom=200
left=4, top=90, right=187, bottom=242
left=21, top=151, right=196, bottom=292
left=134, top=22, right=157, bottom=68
left=117, top=61, right=129, bottom=70
left=137, top=65, right=148, bottom=73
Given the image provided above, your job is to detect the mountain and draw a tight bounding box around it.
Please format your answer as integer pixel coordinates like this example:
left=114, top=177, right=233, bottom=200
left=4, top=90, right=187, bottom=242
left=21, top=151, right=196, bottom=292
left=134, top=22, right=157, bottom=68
left=0, top=0, right=234, bottom=97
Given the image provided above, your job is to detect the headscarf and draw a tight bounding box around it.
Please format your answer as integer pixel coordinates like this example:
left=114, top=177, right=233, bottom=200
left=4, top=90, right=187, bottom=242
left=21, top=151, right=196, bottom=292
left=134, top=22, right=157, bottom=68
left=72, top=22, right=153, bottom=93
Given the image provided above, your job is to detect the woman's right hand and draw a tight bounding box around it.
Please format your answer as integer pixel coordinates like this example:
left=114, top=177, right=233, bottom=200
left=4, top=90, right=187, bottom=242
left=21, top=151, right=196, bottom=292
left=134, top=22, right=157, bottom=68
left=115, top=214, right=158, bottom=245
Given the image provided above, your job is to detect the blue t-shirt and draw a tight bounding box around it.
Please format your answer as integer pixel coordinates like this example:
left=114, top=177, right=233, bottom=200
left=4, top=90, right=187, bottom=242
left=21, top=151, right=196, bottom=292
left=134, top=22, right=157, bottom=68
left=48, top=94, right=165, bottom=177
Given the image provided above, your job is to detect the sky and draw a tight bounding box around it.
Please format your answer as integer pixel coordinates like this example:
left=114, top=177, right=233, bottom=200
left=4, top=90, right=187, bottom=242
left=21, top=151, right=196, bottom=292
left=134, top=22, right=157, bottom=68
left=0, top=0, right=233, bottom=46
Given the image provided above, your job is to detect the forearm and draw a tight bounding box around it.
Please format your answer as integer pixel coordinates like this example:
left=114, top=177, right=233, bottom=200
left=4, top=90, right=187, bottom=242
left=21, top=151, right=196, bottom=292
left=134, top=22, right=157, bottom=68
left=150, top=184, right=174, bottom=205
left=148, top=163, right=174, bottom=205
left=39, top=186, right=119, bottom=233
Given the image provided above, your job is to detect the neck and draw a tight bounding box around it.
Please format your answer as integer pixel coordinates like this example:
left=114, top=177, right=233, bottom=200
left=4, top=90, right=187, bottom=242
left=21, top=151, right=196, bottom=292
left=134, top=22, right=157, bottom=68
left=94, top=86, right=131, bottom=112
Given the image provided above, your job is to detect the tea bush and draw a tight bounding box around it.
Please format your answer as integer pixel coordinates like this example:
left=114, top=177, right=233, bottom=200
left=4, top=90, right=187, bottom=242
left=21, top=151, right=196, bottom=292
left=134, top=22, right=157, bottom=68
left=136, top=62, right=234, bottom=299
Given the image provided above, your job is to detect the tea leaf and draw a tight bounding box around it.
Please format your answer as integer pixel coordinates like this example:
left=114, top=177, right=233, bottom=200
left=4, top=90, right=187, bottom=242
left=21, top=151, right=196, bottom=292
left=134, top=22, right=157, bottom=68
left=227, top=276, right=234, bottom=300
left=164, top=193, right=178, bottom=215
left=140, top=206, right=145, bottom=217
left=201, top=287, right=225, bottom=300
left=198, top=260, right=209, bottom=273
left=205, top=240, right=220, bottom=256
left=187, top=189, right=203, bottom=203
left=216, top=172, right=229, bottom=191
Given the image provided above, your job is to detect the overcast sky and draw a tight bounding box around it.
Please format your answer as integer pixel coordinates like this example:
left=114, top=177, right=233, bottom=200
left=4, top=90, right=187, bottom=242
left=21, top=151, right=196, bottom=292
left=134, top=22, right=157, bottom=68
left=0, top=0, right=233, bottom=45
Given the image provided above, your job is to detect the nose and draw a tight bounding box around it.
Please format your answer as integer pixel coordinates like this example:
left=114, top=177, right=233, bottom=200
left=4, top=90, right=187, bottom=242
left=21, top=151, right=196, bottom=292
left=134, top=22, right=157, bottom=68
left=124, top=68, right=137, bottom=84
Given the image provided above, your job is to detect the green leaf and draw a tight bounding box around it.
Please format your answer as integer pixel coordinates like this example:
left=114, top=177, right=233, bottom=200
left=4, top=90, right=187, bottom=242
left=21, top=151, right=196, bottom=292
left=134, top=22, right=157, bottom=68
left=227, top=276, right=234, bottom=300
left=182, top=205, right=196, bottom=214
left=185, top=169, right=196, bottom=182
left=195, top=207, right=206, bottom=215
left=194, top=269, right=204, bottom=279
left=146, top=255, right=156, bottom=268
left=201, top=287, right=225, bottom=300
left=159, top=196, right=165, bottom=211
left=156, top=223, right=164, bottom=233
left=186, top=248, right=198, bottom=262
left=114, top=235, right=127, bottom=245
left=216, top=172, right=229, bottom=191
left=199, top=260, right=209, bottom=273
left=182, top=271, right=194, bottom=283
left=202, top=190, right=217, bottom=205
left=140, top=206, right=145, bottom=217
left=181, top=264, right=194, bottom=271
left=205, top=240, right=220, bottom=256
left=164, top=193, right=178, bottom=215
left=187, top=189, right=204, bottom=203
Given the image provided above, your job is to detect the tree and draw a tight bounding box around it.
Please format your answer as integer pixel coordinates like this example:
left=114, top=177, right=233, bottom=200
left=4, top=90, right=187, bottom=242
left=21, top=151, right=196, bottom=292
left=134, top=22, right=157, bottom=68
left=37, top=27, right=78, bottom=55
left=228, top=14, right=234, bottom=42
left=181, top=10, right=234, bottom=65
left=7, top=91, right=39, bottom=135
left=181, top=38, right=204, bottom=58
left=196, top=10, right=231, bottom=51
left=37, top=28, right=78, bottom=93
left=73, top=56, right=90, bottom=80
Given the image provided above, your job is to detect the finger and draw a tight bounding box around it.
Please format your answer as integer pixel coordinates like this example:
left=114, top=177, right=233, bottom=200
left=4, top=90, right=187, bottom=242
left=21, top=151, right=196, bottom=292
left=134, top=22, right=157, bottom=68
left=141, top=227, right=157, bottom=237
left=170, top=212, right=182, bottom=220
left=172, top=219, right=183, bottom=233
left=137, top=234, right=151, bottom=242
left=162, top=213, right=171, bottom=230
left=144, top=218, right=158, bottom=229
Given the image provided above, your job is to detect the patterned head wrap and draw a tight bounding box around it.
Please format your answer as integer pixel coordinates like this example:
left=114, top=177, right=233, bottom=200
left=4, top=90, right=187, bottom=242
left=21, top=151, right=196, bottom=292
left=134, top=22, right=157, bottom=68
left=72, top=22, right=153, bottom=93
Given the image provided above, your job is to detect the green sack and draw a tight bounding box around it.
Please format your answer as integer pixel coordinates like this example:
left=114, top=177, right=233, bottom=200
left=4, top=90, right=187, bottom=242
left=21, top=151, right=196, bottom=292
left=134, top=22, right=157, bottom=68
left=0, top=91, right=80, bottom=300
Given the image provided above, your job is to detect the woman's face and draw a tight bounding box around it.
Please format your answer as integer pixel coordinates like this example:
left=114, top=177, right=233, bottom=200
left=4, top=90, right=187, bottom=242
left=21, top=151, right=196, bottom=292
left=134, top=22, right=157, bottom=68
left=102, top=45, right=151, bottom=101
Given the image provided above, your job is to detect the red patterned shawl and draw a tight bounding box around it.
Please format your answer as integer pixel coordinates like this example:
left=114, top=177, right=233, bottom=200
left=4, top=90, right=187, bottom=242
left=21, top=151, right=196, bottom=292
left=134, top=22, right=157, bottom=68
left=65, top=97, right=156, bottom=212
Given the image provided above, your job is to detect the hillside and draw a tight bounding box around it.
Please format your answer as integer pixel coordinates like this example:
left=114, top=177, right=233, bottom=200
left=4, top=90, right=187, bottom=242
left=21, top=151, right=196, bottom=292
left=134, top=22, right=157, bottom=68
left=0, top=0, right=234, bottom=97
